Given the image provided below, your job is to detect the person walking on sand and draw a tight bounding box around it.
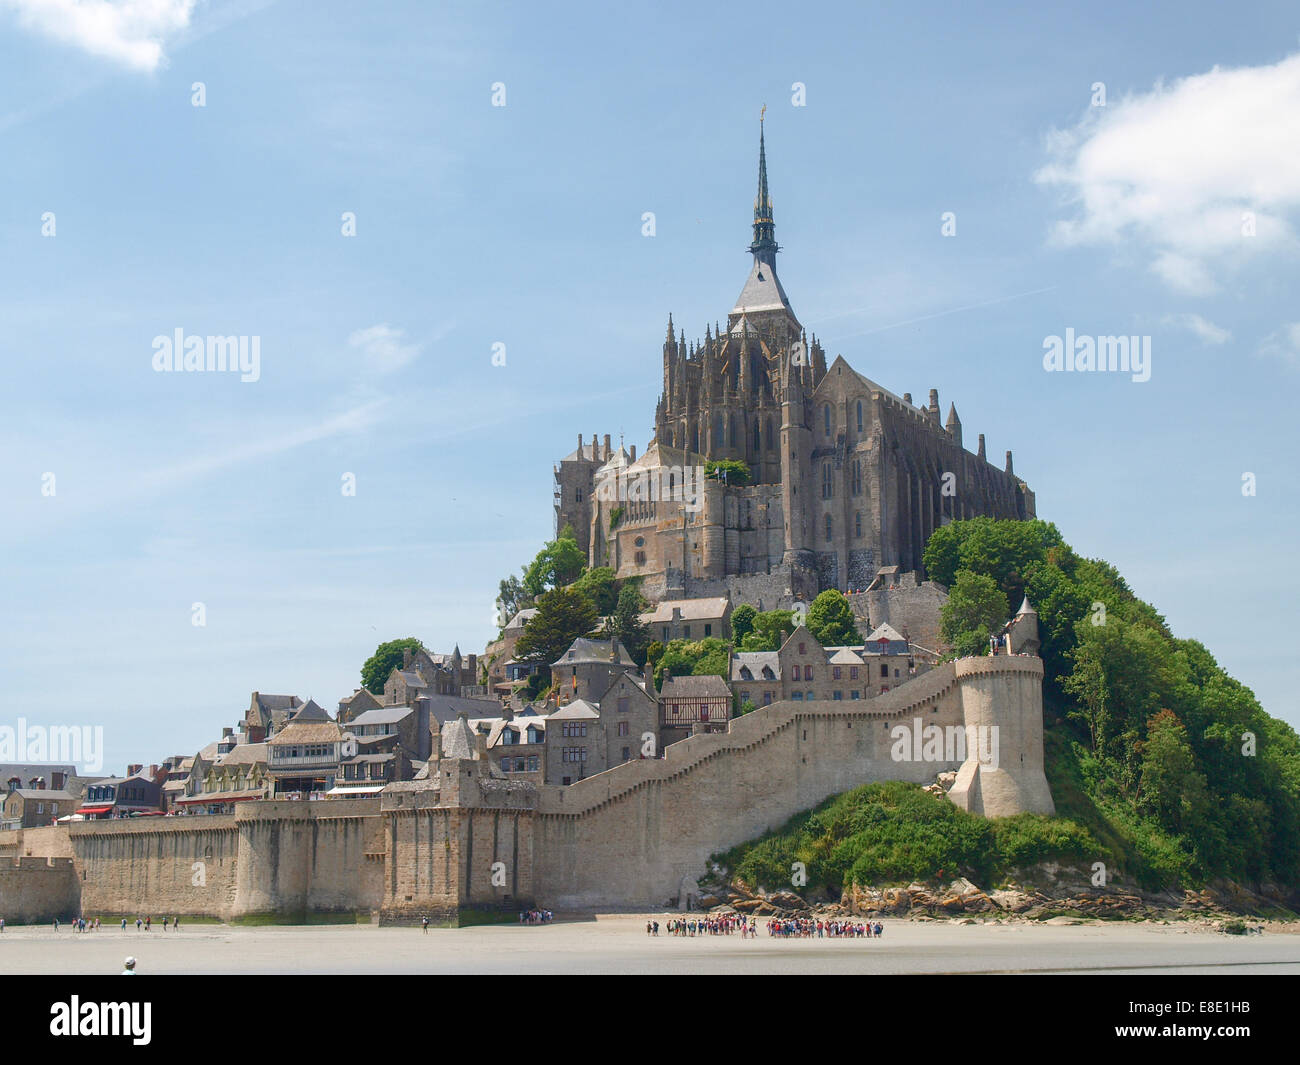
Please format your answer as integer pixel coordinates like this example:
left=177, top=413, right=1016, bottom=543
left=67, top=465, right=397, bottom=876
left=422, top=916, right=429, bottom=934
left=145, top=916, right=151, bottom=932
left=136, top=917, right=142, bottom=931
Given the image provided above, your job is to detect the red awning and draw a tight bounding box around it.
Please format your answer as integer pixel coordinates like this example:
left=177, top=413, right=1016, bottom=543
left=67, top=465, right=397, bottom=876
left=77, top=805, right=113, bottom=814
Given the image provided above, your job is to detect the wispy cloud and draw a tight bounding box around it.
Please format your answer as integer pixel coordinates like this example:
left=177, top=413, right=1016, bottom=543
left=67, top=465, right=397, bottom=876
left=1162, top=313, right=1230, bottom=345
left=1259, top=322, right=1300, bottom=368
left=348, top=324, right=423, bottom=374
left=1035, top=52, right=1300, bottom=293
left=0, top=0, right=197, bottom=72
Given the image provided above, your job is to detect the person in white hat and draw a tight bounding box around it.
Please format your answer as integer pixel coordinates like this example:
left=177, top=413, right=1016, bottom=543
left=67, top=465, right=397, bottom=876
left=121, top=956, right=136, bottom=975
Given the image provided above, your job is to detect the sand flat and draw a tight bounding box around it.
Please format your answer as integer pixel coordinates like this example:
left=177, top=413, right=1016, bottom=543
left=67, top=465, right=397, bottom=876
left=4, top=916, right=1298, bottom=975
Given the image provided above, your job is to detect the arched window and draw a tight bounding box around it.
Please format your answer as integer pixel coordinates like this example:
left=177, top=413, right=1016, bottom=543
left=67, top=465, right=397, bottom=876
left=824, top=404, right=832, bottom=436
left=851, top=459, right=862, bottom=496
left=855, top=511, right=863, bottom=538
left=822, top=463, right=833, bottom=499
left=856, top=400, right=863, bottom=432
left=825, top=513, right=833, bottom=541
left=753, top=420, right=761, bottom=454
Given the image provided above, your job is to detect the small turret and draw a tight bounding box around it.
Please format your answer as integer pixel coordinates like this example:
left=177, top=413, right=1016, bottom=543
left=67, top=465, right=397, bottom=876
left=1005, top=450, right=1014, bottom=476
left=945, top=403, right=962, bottom=448
left=977, top=433, right=986, bottom=461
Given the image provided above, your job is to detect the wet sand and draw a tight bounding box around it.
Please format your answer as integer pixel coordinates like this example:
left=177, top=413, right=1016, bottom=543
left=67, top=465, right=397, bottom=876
left=5, top=916, right=1298, bottom=974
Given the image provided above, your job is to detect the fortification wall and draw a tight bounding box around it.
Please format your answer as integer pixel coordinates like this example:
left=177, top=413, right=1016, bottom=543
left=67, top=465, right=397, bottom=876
left=532, top=662, right=975, bottom=910
left=71, top=816, right=241, bottom=918
left=531, top=655, right=1049, bottom=910
left=0, top=857, right=79, bottom=923
left=0, top=824, right=75, bottom=861
left=235, top=799, right=383, bottom=918
left=380, top=776, right=536, bottom=922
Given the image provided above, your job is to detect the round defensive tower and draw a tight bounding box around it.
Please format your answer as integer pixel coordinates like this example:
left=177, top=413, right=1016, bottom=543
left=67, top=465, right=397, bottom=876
left=949, top=655, right=1055, bottom=817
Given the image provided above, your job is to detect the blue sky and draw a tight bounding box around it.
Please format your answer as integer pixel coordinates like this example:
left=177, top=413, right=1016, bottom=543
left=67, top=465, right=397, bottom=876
left=1, top=0, right=1297, bottom=773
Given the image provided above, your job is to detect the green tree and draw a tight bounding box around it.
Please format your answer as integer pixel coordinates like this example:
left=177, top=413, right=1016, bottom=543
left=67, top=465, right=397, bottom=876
left=573, top=566, right=620, bottom=615
left=361, top=637, right=424, bottom=694
left=939, top=570, right=1007, bottom=657
left=704, top=458, right=751, bottom=485
left=604, top=584, right=652, bottom=666
left=521, top=526, right=587, bottom=598
left=731, top=604, right=757, bottom=644
left=513, top=585, right=598, bottom=669
left=740, top=609, right=796, bottom=651
left=806, top=589, right=861, bottom=646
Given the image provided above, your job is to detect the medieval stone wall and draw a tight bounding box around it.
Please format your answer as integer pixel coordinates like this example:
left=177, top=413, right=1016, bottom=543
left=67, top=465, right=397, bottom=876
left=530, top=655, right=1050, bottom=910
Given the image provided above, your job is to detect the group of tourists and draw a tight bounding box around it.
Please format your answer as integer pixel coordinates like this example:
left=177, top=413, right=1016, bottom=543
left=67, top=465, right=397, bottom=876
left=519, top=909, right=553, bottom=924
left=766, top=917, right=883, bottom=938
left=655, top=914, right=759, bottom=937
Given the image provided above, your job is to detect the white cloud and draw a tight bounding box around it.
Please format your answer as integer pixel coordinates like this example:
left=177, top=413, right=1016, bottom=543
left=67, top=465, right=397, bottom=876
left=1162, top=313, right=1231, bottom=345
left=348, top=323, right=422, bottom=373
left=0, top=0, right=196, bottom=72
left=1035, top=52, right=1300, bottom=292
left=1259, top=322, right=1300, bottom=368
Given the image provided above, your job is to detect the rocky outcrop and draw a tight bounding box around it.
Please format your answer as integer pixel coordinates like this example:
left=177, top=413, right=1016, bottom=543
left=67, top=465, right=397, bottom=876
left=699, top=862, right=1299, bottom=925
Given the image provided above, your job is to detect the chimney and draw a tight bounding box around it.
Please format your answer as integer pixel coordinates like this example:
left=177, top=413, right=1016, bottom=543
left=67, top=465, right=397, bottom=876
left=577, top=432, right=583, bottom=452
left=403, top=648, right=413, bottom=668
left=928, top=388, right=939, bottom=414
left=630, top=445, right=637, bottom=462
left=474, top=731, right=488, bottom=761
left=603, top=433, right=612, bottom=458
left=430, top=723, right=443, bottom=762
left=222, top=727, right=232, bottom=738
left=977, top=433, right=987, bottom=461
left=6, top=777, right=17, bottom=793
left=127, top=764, right=142, bottom=777
left=902, top=392, right=911, bottom=405
left=52, top=771, right=66, bottom=791
left=1005, top=450, right=1014, bottom=476
left=609, top=638, right=618, bottom=662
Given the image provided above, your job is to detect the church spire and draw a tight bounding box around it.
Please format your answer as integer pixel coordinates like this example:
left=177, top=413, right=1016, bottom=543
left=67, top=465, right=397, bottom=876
left=750, top=107, right=778, bottom=266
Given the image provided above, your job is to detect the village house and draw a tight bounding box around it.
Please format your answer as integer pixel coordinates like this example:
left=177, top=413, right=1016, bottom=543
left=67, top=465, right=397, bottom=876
left=658, top=674, right=733, bottom=745
left=641, top=596, right=732, bottom=643
left=551, top=636, right=638, bottom=703
left=0, top=778, right=77, bottom=829
left=266, top=700, right=353, bottom=799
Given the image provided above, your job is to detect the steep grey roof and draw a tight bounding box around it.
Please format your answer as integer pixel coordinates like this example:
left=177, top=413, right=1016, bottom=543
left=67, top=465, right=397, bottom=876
left=423, top=695, right=506, bottom=726
left=547, top=699, right=600, bottom=721
left=642, top=597, right=730, bottom=624
left=660, top=674, right=731, bottom=698
left=0, top=764, right=75, bottom=783
left=439, top=716, right=478, bottom=759
left=1017, top=596, right=1037, bottom=616
left=349, top=706, right=414, bottom=727
left=731, top=652, right=780, bottom=682
left=828, top=647, right=865, bottom=665
left=552, top=637, right=635, bottom=668
left=505, top=608, right=538, bottom=632
left=732, top=257, right=795, bottom=319
left=289, top=698, right=331, bottom=722
left=9, top=789, right=75, bottom=802
left=215, top=743, right=268, bottom=766
left=864, top=623, right=907, bottom=644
